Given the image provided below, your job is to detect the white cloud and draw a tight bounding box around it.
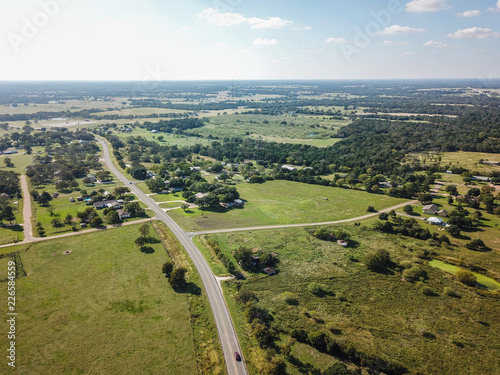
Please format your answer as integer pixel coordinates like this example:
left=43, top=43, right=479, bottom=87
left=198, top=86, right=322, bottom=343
left=304, top=26, right=312, bottom=30
left=199, top=8, right=246, bottom=27
left=383, top=40, right=409, bottom=45
left=199, top=8, right=291, bottom=29
left=448, top=27, right=500, bottom=39
left=252, top=38, right=279, bottom=47
left=379, top=25, right=427, bottom=35
left=487, top=0, right=500, bottom=12
left=182, top=26, right=194, bottom=31
left=248, top=16, right=292, bottom=29
left=326, top=37, right=348, bottom=44
left=457, top=10, right=481, bottom=17
left=406, top=0, right=450, bottom=13
left=423, top=40, right=448, bottom=48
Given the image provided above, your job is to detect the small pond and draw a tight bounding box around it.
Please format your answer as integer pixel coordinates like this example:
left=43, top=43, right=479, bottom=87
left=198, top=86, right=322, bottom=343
left=429, top=259, right=500, bottom=292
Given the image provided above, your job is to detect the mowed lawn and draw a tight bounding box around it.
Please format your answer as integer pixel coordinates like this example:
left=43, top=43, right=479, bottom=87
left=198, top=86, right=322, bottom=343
left=170, top=180, right=408, bottom=231
left=0, top=224, right=198, bottom=375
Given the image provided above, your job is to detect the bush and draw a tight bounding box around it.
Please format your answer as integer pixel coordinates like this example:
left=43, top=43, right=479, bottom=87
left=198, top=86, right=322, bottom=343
left=378, top=212, right=389, bottom=220
left=50, top=218, right=63, bottom=228
left=466, top=239, right=487, bottom=251
left=313, top=227, right=331, bottom=240
left=421, top=286, right=436, bottom=296
left=280, top=292, right=299, bottom=305
left=90, top=216, right=103, bottom=228
left=169, top=267, right=187, bottom=288
left=235, top=290, right=258, bottom=305
left=308, top=282, right=327, bottom=296
left=402, top=266, right=427, bottom=282
left=444, top=287, right=459, bottom=297
left=403, top=205, right=413, bottom=215
left=365, top=249, right=392, bottom=272
left=367, top=205, right=376, bottom=213
left=456, top=269, right=477, bottom=286
left=162, top=261, right=174, bottom=277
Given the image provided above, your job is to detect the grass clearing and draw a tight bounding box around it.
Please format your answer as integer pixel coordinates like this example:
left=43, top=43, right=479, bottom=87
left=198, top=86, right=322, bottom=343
left=410, top=151, right=500, bottom=175
left=200, top=226, right=500, bottom=375
left=169, top=180, right=408, bottom=231
left=0, top=224, right=200, bottom=374
left=185, top=114, right=349, bottom=145
left=112, top=128, right=211, bottom=147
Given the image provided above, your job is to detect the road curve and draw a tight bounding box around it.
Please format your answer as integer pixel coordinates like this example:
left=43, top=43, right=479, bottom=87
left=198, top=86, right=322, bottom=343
left=97, top=138, right=247, bottom=375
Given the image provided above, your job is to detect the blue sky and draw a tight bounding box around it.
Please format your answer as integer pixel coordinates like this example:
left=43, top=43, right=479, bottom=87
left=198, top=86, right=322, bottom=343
left=1, top=0, right=500, bottom=80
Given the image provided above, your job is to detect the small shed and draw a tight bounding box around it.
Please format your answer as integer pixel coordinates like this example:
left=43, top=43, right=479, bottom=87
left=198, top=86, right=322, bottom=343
left=427, top=217, right=444, bottom=225
left=263, top=267, right=277, bottom=276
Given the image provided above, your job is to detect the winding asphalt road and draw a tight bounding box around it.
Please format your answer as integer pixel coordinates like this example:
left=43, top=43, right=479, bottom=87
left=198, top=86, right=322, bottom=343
left=97, top=139, right=248, bottom=375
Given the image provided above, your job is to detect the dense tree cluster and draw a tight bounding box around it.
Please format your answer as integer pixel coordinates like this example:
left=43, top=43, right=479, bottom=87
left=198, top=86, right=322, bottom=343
left=142, top=118, right=205, bottom=134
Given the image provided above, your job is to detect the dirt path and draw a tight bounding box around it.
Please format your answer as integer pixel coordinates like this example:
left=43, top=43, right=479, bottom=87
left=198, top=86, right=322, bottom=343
left=20, top=175, right=33, bottom=241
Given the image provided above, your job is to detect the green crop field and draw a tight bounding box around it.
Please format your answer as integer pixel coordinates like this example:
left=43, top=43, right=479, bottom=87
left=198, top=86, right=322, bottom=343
left=197, top=226, right=500, bottom=375
left=0, top=222, right=225, bottom=374
left=169, top=180, right=408, bottom=231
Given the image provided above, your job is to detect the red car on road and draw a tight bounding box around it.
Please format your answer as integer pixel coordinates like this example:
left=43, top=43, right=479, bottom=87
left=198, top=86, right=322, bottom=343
left=234, top=352, right=241, bottom=361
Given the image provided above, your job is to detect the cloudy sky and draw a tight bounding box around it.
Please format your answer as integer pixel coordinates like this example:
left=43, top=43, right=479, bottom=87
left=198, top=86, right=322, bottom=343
left=1, top=0, right=500, bottom=80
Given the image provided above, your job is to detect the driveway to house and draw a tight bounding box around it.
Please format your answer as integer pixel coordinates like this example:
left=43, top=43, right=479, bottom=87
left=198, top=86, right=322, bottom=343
left=21, top=175, right=33, bottom=241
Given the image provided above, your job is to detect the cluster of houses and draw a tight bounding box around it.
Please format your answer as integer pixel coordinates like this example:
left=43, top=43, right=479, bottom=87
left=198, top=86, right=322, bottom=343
left=65, top=195, right=131, bottom=220
left=422, top=204, right=450, bottom=227
left=90, top=199, right=130, bottom=219
left=422, top=204, right=448, bottom=217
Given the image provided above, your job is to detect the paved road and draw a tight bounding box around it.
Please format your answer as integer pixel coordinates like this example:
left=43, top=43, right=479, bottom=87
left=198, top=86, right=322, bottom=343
left=97, top=138, right=247, bottom=375
left=192, top=199, right=418, bottom=236
left=20, top=175, right=33, bottom=241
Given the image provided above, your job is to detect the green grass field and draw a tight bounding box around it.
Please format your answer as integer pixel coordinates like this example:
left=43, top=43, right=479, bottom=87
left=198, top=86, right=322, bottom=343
left=113, top=128, right=212, bottom=147
left=199, top=226, right=500, bottom=375
left=0, top=99, right=129, bottom=115
left=0, top=224, right=200, bottom=374
left=0, top=222, right=225, bottom=374
left=169, top=180, right=408, bottom=231
left=184, top=114, right=348, bottom=147
left=410, top=151, right=500, bottom=175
